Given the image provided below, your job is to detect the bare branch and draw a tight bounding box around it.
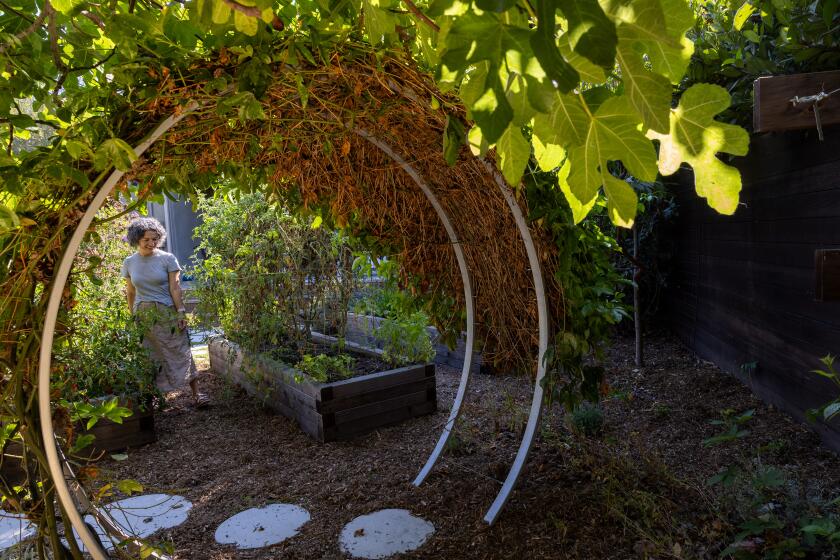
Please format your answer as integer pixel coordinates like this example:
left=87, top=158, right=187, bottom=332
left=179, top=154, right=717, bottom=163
left=80, top=10, right=105, bottom=29
left=46, top=0, right=67, bottom=73
left=401, top=0, right=439, bottom=32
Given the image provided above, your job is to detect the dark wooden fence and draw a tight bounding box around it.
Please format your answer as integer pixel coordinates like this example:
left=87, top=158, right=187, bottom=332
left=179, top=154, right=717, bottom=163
left=664, top=127, right=840, bottom=449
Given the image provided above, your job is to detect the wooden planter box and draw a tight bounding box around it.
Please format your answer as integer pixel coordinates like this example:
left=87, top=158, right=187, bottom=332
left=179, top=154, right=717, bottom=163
left=208, top=336, right=436, bottom=442
left=78, top=399, right=157, bottom=457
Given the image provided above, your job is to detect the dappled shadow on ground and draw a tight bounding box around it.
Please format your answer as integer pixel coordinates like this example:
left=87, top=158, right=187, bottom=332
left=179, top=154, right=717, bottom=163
left=98, top=332, right=840, bottom=559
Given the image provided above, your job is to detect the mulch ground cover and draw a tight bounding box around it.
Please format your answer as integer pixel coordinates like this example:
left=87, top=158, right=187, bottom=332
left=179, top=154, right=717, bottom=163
left=98, top=331, right=840, bottom=559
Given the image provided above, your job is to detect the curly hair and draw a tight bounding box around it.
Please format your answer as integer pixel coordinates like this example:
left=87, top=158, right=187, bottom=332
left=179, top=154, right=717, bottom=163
left=126, top=217, right=167, bottom=248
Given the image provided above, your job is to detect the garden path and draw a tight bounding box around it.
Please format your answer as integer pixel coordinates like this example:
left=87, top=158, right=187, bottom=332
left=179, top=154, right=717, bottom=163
left=6, top=333, right=840, bottom=558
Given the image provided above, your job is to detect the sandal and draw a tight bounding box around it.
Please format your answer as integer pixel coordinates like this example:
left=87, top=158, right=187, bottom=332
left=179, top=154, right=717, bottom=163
left=194, top=393, right=211, bottom=408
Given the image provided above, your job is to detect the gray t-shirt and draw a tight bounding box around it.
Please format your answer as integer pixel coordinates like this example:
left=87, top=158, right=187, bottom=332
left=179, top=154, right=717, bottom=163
left=121, top=250, right=181, bottom=310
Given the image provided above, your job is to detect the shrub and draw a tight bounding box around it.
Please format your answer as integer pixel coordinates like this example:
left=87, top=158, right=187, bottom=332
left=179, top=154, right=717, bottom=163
left=55, top=203, right=158, bottom=407
left=569, top=402, right=605, bottom=437
left=192, top=192, right=357, bottom=354
left=374, top=311, right=436, bottom=367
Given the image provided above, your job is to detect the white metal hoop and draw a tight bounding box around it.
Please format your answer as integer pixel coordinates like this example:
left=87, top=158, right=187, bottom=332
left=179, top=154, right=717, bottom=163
left=481, top=161, right=550, bottom=525
left=350, top=128, right=476, bottom=487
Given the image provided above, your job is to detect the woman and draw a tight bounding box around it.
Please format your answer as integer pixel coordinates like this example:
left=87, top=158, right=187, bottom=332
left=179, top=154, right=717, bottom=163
left=122, top=216, right=209, bottom=407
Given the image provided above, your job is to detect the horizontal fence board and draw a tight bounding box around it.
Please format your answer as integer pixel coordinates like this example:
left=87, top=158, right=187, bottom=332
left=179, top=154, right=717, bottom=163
left=325, top=363, right=434, bottom=401
left=325, top=400, right=437, bottom=441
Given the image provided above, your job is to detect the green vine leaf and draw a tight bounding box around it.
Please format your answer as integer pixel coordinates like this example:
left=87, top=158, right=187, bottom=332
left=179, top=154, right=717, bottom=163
left=443, top=114, right=465, bottom=165
left=557, top=158, right=596, bottom=223
left=556, top=0, right=618, bottom=69
left=565, top=95, right=657, bottom=227
left=233, top=10, right=259, bottom=36
left=607, top=0, right=695, bottom=83
left=496, top=124, right=530, bottom=187
left=647, top=83, right=749, bottom=215
left=532, top=92, right=589, bottom=150
left=532, top=134, right=565, bottom=171
left=615, top=35, right=672, bottom=133
left=530, top=0, right=580, bottom=92
left=363, top=0, right=398, bottom=44
left=93, top=139, right=137, bottom=172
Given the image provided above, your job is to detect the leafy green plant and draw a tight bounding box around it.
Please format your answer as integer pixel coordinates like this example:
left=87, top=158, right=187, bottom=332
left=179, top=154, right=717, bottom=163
left=569, top=402, right=605, bottom=437
left=295, top=353, right=354, bottom=383
left=528, top=170, right=629, bottom=411
left=807, top=355, right=840, bottom=423
left=374, top=311, right=436, bottom=367
left=192, top=191, right=358, bottom=356
left=704, top=408, right=840, bottom=557
left=703, top=408, right=754, bottom=447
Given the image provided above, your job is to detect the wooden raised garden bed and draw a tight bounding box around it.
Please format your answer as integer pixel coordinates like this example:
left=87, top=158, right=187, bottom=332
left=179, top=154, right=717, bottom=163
left=208, top=335, right=436, bottom=442
left=78, top=399, right=157, bottom=457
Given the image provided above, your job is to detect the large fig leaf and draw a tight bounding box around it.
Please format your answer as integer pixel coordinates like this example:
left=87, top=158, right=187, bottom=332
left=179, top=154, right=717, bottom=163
left=647, top=84, right=749, bottom=215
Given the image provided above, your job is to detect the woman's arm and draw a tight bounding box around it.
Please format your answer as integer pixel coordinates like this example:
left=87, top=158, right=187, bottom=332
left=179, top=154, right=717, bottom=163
left=125, top=277, right=136, bottom=312
left=168, top=270, right=188, bottom=330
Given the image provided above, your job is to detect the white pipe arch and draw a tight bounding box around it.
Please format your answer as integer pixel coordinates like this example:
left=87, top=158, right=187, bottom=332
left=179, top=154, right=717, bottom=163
left=37, top=105, right=549, bottom=559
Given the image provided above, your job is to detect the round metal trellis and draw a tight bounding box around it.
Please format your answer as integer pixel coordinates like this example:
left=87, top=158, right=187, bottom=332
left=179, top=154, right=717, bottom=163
left=350, top=129, right=478, bottom=489
left=37, top=104, right=549, bottom=559
left=481, top=161, right=549, bottom=525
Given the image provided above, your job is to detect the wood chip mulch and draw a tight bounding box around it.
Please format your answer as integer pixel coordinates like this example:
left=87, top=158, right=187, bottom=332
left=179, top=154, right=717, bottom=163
left=98, top=331, right=840, bottom=559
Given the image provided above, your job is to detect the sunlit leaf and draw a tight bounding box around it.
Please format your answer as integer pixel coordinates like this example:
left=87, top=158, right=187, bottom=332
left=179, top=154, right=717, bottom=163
left=93, top=138, right=138, bottom=172
left=647, top=84, right=749, bottom=214
left=117, top=479, right=144, bottom=495
left=556, top=0, right=617, bottom=69
left=496, top=124, right=530, bottom=186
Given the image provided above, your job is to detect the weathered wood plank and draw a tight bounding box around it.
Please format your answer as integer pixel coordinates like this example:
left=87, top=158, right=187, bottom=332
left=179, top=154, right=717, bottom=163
left=319, top=377, right=435, bottom=414
left=332, top=389, right=434, bottom=425
left=324, top=363, right=434, bottom=401
left=82, top=411, right=156, bottom=455
left=754, top=71, right=840, bottom=133
left=325, top=400, right=437, bottom=441
left=816, top=249, right=840, bottom=302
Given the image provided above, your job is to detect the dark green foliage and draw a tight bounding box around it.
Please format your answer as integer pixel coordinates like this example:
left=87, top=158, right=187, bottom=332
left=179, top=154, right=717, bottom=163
left=686, top=0, right=840, bottom=129
left=526, top=170, right=628, bottom=410
left=704, top=408, right=840, bottom=557
left=569, top=402, right=605, bottom=436
left=191, top=190, right=356, bottom=354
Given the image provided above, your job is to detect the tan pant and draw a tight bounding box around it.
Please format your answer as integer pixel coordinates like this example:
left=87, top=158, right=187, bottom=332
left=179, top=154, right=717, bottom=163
left=135, top=302, right=198, bottom=392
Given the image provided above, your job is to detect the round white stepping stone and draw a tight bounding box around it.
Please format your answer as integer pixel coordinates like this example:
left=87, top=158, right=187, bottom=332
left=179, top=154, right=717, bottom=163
left=70, top=493, right=192, bottom=551
left=215, top=504, right=310, bottom=549
left=0, top=512, right=36, bottom=550
left=339, top=509, right=434, bottom=559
